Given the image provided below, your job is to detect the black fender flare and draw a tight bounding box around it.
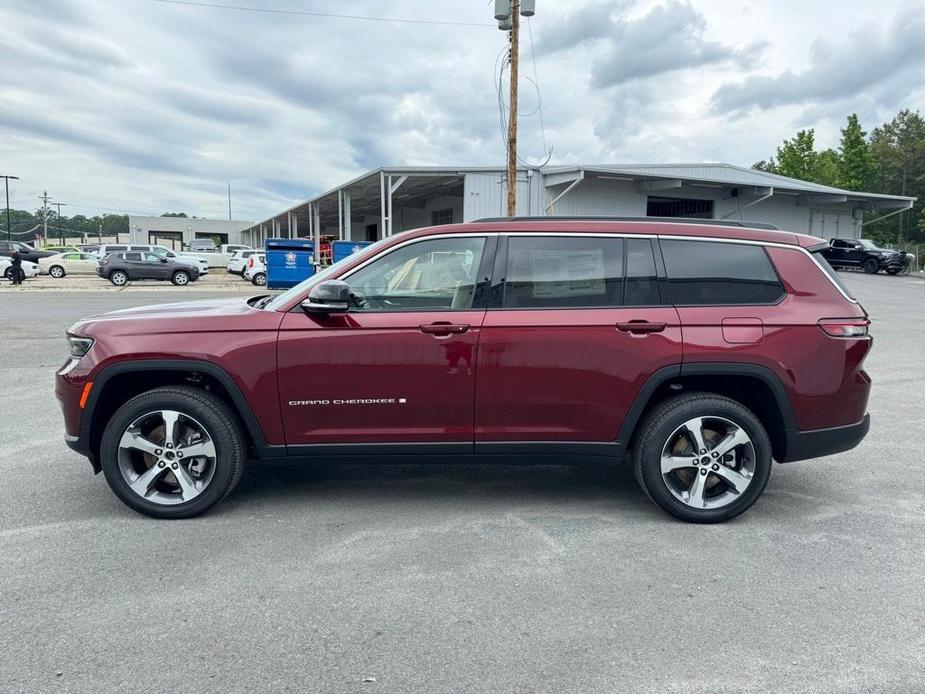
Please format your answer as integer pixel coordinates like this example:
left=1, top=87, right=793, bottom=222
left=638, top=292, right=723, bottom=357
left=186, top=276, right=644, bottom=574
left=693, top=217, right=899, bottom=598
left=80, top=359, right=283, bottom=464
left=616, top=362, right=798, bottom=451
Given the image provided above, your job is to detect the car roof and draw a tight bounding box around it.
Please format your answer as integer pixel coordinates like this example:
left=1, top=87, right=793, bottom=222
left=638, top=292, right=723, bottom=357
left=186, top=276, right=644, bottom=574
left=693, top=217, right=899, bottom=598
left=400, top=217, right=825, bottom=248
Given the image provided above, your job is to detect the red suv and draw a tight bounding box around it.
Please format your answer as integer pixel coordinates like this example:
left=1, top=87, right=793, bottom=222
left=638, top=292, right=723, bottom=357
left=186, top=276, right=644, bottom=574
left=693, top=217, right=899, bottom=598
left=56, top=218, right=871, bottom=522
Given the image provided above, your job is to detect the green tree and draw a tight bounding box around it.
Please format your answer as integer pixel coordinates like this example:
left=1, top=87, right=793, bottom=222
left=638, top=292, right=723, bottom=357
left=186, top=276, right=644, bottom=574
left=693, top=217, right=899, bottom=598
left=752, top=159, right=778, bottom=173
left=869, top=110, right=925, bottom=243
left=161, top=212, right=188, bottom=217
left=812, top=148, right=840, bottom=187
left=837, top=113, right=872, bottom=191
left=774, top=129, right=819, bottom=181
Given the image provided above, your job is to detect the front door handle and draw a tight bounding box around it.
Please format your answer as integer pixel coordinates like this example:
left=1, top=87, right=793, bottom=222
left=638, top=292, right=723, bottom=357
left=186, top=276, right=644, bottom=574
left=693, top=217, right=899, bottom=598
left=420, top=322, right=470, bottom=336
left=616, top=320, right=667, bottom=334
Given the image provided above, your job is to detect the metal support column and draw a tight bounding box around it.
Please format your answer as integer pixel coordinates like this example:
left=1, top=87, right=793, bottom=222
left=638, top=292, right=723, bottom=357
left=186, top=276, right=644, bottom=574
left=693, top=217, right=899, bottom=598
left=379, top=171, right=387, bottom=239
left=337, top=189, right=343, bottom=241
left=313, top=205, right=321, bottom=269
left=343, top=191, right=352, bottom=241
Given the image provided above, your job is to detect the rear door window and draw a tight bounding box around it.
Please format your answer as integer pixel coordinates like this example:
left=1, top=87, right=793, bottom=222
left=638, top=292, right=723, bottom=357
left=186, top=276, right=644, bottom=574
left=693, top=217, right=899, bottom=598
left=503, top=236, right=624, bottom=308
left=660, top=240, right=784, bottom=305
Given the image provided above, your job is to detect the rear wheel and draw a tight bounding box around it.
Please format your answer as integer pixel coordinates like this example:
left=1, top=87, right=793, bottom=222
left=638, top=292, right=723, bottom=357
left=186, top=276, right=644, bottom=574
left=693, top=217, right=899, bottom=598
left=3, top=267, right=11, bottom=280
left=633, top=393, right=772, bottom=523
left=863, top=258, right=879, bottom=274
left=252, top=272, right=266, bottom=286
left=49, top=265, right=66, bottom=278
left=110, top=270, right=128, bottom=286
left=99, top=386, right=245, bottom=519
left=171, top=270, right=190, bottom=286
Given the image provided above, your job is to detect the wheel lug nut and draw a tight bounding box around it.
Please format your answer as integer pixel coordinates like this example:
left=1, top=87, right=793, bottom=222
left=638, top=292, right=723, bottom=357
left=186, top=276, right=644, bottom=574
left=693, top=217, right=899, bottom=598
left=711, top=452, right=718, bottom=458
left=155, top=449, right=162, bottom=455
left=177, top=452, right=183, bottom=458
left=694, top=460, right=699, bottom=466
left=699, top=449, right=706, bottom=454
left=712, top=464, right=719, bottom=471
left=166, top=443, right=173, bottom=449
left=700, top=468, right=708, bottom=476
left=171, top=463, right=178, bottom=469
left=157, top=461, right=165, bottom=468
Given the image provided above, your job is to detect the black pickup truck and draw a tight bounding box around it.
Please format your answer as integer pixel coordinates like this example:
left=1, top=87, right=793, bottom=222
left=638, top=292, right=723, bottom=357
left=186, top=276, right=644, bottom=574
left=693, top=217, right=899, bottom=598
left=820, top=238, right=912, bottom=275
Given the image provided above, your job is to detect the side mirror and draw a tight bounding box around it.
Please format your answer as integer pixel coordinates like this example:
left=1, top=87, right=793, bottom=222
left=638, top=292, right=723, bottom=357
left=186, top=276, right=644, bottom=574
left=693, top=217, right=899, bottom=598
left=160, top=257, right=168, bottom=263
left=301, top=280, right=350, bottom=314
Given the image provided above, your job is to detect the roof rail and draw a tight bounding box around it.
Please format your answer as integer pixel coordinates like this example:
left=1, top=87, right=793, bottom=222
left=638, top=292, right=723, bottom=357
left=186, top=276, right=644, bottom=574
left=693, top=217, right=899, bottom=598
left=471, top=216, right=781, bottom=231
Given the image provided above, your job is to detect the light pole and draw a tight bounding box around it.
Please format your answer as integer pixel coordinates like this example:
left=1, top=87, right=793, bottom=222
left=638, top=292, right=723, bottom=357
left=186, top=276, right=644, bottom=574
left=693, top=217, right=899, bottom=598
left=53, top=202, right=68, bottom=245
left=1, top=175, right=19, bottom=241
left=495, top=0, right=536, bottom=216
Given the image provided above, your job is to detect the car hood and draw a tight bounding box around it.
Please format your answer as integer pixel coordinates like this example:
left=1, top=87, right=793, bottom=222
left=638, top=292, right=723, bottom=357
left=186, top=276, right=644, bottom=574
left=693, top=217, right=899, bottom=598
left=69, top=297, right=278, bottom=337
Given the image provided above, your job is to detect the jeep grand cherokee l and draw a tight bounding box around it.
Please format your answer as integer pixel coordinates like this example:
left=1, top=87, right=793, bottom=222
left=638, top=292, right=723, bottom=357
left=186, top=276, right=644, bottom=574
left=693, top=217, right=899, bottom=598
left=56, top=219, right=871, bottom=522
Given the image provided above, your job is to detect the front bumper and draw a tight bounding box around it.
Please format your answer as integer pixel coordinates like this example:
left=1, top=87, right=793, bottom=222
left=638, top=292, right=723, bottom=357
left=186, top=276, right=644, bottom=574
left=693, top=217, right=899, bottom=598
left=779, top=414, right=870, bottom=463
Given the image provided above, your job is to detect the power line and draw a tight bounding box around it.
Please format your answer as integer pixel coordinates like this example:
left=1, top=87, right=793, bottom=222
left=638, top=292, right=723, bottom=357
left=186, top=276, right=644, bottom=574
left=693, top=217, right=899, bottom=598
left=152, top=0, right=494, bottom=27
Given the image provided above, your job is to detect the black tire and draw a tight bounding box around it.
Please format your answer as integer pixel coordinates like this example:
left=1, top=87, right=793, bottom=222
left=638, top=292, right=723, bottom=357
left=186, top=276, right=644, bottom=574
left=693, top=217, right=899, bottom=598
left=49, top=265, right=66, bottom=278
left=3, top=267, right=11, bottom=280
left=171, top=270, right=190, bottom=286
left=862, top=258, right=879, bottom=274
left=99, top=386, right=245, bottom=519
left=633, top=392, right=773, bottom=523
left=252, top=272, right=266, bottom=286
left=110, top=270, right=128, bottom=286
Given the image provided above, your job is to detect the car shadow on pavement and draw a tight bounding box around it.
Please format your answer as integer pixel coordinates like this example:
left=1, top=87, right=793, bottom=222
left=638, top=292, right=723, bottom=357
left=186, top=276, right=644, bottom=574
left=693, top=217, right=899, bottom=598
left=221, top=461, right=660, bottom=517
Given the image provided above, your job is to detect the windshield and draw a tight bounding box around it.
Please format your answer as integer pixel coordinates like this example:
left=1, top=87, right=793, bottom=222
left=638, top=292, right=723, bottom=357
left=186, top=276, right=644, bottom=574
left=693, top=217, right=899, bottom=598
left=262, top=237, right=391, bottom=311
left=857, top=239, right=881, bottom=251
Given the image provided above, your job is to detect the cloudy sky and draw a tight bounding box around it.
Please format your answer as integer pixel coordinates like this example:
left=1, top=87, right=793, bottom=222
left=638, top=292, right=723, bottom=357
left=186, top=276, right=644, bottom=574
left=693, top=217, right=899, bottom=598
left=1, top=0, right=923, bottom=221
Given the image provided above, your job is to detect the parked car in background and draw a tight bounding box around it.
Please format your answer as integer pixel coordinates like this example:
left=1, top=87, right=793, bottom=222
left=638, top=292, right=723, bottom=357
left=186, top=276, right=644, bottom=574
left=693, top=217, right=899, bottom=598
left=94, top=244, right=208, bottom=275
left=243, top=252, right=266, bottom=286
left=97, top=251, right=200, bottom=286
left=821, top=238, right=912, bottom=275
left=41, top=245, right=81, bottom=254
left=0, top=240, right=56, bottom=264
left=1, top=256, right=39, bottom=280
left=181, top=243, right=253, bottom=269
left=226, top=249, right=260, bottom=275
left=58, top=218, right=872, bottom=522
left=39, top=252, right=101, bottom=277
left=187, top=238, right=217, bottom=252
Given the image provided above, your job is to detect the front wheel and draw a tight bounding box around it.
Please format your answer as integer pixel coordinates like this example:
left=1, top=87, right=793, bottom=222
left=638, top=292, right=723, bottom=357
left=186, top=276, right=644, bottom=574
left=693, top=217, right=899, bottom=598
left=3, top=267, right=11, bottom=280
left=110, top=270, right=128, bottom=286
left=251, top=272, right=266, bottom=286
left=171, top=270, right=190, bottom=286
left=99, top=386, right=245, bottom=518
left=633, top=393, right=773, bottom=523
left=863, top=258, right=880, bottom=274
left=49, top=265, right=66, bottom=278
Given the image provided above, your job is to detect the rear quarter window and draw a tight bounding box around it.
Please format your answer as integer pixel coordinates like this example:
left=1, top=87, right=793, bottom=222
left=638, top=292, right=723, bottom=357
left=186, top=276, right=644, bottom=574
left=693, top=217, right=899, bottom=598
left=812, top=249, right=856, bottom=300
left=660, top=239, right=784, bottom=305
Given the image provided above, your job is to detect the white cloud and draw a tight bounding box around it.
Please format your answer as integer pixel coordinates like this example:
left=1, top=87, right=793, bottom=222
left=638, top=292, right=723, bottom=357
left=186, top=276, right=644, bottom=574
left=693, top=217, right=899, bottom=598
left=0, top=0, right=921, bottom=221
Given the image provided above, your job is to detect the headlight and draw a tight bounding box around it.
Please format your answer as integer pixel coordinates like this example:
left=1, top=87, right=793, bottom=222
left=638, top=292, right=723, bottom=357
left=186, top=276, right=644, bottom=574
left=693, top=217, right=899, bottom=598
left=67, top=335, right=94, bottom=358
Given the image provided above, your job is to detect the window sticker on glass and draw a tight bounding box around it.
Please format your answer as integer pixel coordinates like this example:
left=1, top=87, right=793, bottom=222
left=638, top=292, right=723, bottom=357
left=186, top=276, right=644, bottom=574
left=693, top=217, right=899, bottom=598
left=530, top=249, right=606, bottom=298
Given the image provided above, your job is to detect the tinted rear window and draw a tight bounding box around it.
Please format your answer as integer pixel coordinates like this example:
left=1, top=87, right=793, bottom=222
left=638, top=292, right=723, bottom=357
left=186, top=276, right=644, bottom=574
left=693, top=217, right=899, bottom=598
left=661, top=240, right=784, bottom=305
left=813, top=249, right=855, bottom=300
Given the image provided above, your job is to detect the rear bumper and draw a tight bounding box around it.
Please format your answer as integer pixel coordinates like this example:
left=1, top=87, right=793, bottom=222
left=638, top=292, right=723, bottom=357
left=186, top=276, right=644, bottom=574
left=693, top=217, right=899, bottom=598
left=779, top=414, right=870, bottom=463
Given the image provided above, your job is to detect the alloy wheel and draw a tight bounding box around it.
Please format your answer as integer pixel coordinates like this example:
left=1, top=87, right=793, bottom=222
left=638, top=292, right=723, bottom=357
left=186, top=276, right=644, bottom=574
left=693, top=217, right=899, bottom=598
left=50, top=266, right=65, bottom=278
left=117, top=409, right=217, bottom=505
left=659, top=416, right=756, bottom=510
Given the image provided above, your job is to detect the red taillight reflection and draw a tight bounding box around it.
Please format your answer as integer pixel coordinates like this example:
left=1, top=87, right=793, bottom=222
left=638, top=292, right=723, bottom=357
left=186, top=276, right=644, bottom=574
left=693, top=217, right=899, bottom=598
left=818, top=318, right=870, bottom=338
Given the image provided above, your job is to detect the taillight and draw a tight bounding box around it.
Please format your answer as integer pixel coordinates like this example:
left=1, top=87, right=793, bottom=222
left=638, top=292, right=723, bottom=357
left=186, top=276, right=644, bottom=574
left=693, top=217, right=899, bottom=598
left=818, top=318, right=869, bottom=337
left=248, top=257, right=254, bottom=267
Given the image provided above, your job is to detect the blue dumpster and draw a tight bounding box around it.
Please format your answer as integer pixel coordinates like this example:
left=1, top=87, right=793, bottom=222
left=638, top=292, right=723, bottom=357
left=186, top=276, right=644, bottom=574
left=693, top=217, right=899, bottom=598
left=266, top=238, right=314, bottom=289
left=332, top=240, right=373, bottom=264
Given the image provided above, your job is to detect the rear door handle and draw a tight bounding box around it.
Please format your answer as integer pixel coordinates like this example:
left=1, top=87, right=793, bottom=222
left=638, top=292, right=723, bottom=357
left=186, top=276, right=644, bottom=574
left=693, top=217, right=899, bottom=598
left=420, top=322, right=470, bottom=336
left=616, top=321, right=666, bottom=334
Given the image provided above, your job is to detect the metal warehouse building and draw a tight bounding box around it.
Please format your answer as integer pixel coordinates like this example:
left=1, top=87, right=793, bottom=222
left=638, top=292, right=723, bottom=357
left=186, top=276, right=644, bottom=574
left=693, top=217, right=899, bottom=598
left=240, top=163, right=914, bottom=247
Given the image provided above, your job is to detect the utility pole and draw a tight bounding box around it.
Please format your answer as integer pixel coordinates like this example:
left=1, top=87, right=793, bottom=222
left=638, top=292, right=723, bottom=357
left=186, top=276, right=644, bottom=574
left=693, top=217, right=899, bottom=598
left=53, top=202, right=67, bottom=245
left=1, top=174, right=19, bottom=242
left=98, top=221, right=103, bottom=244
left=495, top=0, right=535, bottom=216
left=38, top=191, right=51, bottom=241
left=227, top=182, right=232, bottom=220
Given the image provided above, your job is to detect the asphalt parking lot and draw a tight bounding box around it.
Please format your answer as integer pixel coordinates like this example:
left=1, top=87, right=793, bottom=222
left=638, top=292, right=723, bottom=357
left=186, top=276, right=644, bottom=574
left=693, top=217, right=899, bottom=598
left=1, top=273, right=923, bottom=694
